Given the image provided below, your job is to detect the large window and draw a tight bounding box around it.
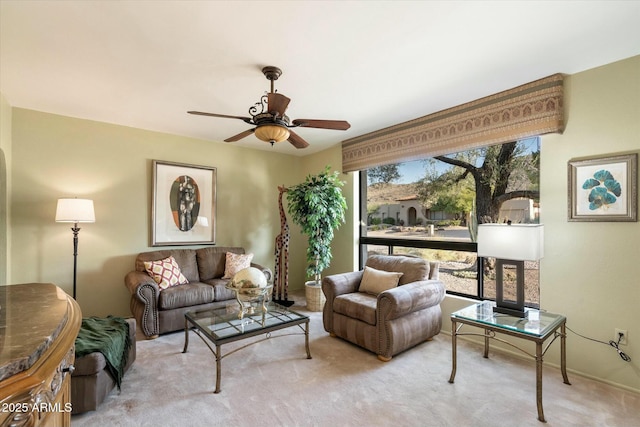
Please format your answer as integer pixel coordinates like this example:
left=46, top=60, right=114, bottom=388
left=359, top=138, right=541, bottom=306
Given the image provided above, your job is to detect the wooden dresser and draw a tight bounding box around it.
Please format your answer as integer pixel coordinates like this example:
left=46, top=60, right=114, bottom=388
left=0, top=283, right=81, bottom=427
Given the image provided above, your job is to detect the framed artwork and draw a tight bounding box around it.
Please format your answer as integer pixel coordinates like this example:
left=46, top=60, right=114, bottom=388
left=152, top=160, right=217, bottom=245
left=568, top=153, right=637, bottom=222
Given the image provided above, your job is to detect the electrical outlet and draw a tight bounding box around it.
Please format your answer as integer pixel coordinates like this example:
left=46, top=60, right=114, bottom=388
left=615, top=329, right=628, bottom=346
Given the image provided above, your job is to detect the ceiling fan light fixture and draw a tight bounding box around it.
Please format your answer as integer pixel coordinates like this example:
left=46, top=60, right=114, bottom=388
left=255, top=124, right=290, bottom=145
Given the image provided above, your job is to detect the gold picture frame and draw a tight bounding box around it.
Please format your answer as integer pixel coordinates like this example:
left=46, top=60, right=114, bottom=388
left=568, top=153, right=637, bottom=222
left=152, top=160, right=217, bottom=245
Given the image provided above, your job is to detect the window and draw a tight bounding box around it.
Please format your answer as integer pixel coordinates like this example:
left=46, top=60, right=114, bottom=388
left=359, top=138, right=541, bottom=306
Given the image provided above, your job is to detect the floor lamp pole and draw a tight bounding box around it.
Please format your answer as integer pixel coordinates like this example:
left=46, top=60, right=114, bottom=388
left=71, top=223, right=80, bottom=299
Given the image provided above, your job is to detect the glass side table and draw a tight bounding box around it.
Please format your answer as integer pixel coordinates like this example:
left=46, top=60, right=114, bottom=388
left=448, top=301, right=571, bottom=423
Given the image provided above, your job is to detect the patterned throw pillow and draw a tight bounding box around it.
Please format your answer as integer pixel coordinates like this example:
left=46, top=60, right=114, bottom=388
left=144, top=256, right=189, bottom=290
left=222, top=252, right=254, bottom=279
left=358, top=266, right=403, bottom=295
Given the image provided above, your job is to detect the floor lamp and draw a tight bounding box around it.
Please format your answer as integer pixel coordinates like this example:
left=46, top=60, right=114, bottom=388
left=477, top=223, right=544, bottom=318
left=56, top=198, right=95, bottom=299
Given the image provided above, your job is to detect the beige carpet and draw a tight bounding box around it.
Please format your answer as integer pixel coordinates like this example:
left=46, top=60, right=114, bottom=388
left=72, top=296, right=640, bottom=427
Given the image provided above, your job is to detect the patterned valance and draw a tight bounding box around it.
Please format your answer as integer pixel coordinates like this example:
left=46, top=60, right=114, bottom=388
left=342, top=73, right=564, bottom=172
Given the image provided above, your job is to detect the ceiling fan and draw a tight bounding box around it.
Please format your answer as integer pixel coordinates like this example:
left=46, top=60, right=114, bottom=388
left=188, top=66, right=350, bottom=149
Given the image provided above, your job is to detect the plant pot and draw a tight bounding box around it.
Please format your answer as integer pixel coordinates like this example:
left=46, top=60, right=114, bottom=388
left=305, top=280, right=325, bottom=312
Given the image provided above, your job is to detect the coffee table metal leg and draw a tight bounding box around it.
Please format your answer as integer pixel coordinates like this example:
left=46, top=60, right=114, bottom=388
left=536, top=341, right=545, bottom=423
left=214, top=344, right=222, bottom=394
left=449, top=319, right=457, bottom=383
left=183, top=318, right=189, bottom=353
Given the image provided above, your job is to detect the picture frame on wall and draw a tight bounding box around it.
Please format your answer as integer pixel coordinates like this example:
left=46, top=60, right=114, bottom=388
left=152, top=160, right=217, bottom=245
left=568, top=153, right=637, bottom=222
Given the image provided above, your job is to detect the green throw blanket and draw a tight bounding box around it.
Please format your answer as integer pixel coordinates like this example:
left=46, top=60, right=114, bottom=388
left=75, top=316, right=131, bottom=390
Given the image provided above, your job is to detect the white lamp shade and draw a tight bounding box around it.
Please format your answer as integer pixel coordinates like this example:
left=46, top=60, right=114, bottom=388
left=55, top=198, right=95, bottom=223
left=477, top=223, right=544, bottom=261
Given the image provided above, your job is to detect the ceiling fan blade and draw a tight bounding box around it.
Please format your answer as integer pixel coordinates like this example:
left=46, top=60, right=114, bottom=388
left=267, top=93, right=291, bottom=117
left=224, top=128, right=255, bottom=142
left=188, top=111, right=253, bottom=124
left=287, top=130, right=309, bottom=149
left=291, top=119, right=351, bottom=130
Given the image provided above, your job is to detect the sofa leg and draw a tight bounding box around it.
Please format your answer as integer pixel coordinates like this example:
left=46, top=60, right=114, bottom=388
left=146, top=334, right=159, bottom=340
left=377, top=355, right=392, bottom=362
left=330, top=333, right=336, bottom=337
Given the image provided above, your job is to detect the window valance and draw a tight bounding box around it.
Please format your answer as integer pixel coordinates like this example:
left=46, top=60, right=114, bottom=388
left=341, top=73, right=564, bottom=172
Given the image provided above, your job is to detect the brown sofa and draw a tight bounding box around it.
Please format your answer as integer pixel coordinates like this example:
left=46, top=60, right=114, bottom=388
left=71, top=318, right=136, bottom=414
left=322, top=254, right=445, bottom=361
left=124, top=247, right=272, bottom=338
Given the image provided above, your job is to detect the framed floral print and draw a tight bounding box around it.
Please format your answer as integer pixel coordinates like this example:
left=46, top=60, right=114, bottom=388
left=568, top=153, right=637, bottom=222
left=152, top=160, right=217, bottom=245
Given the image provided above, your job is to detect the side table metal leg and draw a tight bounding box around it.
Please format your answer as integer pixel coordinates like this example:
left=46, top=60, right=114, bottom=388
left=449, top=319, right=457, bottom=383
left=561, top=323, right=571, bottom=385
left=214, top=344, right=222, bottom=394
left=536, top=341, right=545, bottom=423
left=483, top=328, right=490, bottom=358
left=305, top=320, right=312, bottom=359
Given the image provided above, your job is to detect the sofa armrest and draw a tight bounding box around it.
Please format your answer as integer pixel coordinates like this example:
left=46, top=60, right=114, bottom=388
left=377, top=279, right=445, bottom=321
left=124, top=271, right=160, bottom=338
left=124, top=271, right=159, bottom=299
left=250, top=262, right=273, bottom=283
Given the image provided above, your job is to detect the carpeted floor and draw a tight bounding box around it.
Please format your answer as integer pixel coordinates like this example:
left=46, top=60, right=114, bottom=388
left=72, top=294, right=640, bottom=427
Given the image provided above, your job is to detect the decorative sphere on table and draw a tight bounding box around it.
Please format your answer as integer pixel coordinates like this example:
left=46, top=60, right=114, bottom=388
left=231, top=267, right=267, bottom=294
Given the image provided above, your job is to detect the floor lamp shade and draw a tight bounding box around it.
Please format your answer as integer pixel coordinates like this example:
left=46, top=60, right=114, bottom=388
left=56, top=198, right=95, bottom=300
left=55, top=198, right=96, bottom=223
left=477, top=223, right=544, bottom=318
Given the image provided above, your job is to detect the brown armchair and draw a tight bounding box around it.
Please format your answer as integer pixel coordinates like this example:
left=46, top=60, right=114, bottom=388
left=322, top=254, right=445, bottom=361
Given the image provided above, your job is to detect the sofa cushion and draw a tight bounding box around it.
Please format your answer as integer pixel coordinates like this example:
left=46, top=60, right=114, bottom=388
left=196, top=247, right=245, bottom=281
left=158, top=282, right=215, bottom=310
left=136, top=249, right=200, bottom=283
left=366, top=254, right=430, bottom=285
left=203, top=278, right=237, bottom=301
left=144, top=256, right=189, bottom=290
left=358, top=266, right=403, bottom=295
left=334, top=292, right=378, bottom=326
left=222, top=252, right=254, bottom=279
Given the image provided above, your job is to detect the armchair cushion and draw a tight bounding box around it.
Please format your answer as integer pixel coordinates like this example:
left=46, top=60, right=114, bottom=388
left=334, top=292, right=377, bottom=326
left=358, top=266, right=403, bottom=295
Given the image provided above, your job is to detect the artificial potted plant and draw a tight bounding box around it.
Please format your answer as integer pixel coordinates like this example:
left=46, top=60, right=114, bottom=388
left=286, top=166, right=347, bottom=311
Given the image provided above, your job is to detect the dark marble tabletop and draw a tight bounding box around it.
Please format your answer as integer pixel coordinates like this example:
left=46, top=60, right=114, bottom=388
left=0, top=283, right=70, bottom=382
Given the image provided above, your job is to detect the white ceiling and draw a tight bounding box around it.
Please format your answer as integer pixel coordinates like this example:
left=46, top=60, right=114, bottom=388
left=1, top=1, right=639, bottom=156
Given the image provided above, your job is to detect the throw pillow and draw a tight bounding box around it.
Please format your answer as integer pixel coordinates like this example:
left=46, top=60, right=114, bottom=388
left=222, top=252, right=254, bottom=279
left=143, top=256, right=189, bottom=290
left=358, top=266, right=403, bottom=295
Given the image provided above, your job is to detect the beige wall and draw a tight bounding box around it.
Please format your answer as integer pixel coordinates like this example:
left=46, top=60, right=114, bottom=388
left=540, top=56, right=639, bottom=391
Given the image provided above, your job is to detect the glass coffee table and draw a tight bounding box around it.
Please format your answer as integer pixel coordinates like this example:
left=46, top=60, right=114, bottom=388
left=448, top=301, right=570, bottom=423
left=183, top=301, right=311, bottom=393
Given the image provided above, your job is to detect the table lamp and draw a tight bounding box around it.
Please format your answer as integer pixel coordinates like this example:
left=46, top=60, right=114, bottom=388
left=55, top=198, right=95, bottom=299
left=477, top=223, right=544, bottom=317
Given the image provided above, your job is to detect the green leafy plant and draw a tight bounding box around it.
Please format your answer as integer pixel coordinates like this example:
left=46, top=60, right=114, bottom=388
left=286, top=166, right=347, bottom=283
